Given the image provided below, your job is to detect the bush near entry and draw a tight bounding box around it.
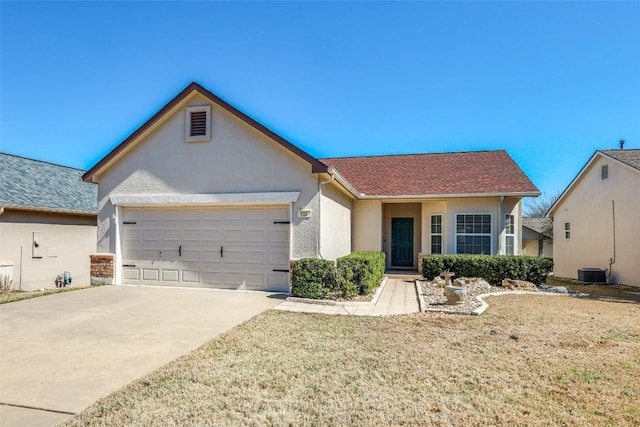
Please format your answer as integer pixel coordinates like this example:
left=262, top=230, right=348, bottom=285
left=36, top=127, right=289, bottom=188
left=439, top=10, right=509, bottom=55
left=291, top=251, right=386, bottom=299
left=422, top=255, right=553, bottom=286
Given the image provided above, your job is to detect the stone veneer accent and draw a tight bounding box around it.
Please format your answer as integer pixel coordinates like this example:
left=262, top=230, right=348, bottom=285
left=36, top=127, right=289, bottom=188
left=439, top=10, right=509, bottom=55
left=90, top=254, right=114, bottom=285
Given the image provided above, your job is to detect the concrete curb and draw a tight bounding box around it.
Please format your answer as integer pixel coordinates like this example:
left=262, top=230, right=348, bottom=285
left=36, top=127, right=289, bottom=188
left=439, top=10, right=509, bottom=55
left=286, top=277, right=388, bottom=307
left=415, top=280, right=427, bottom=313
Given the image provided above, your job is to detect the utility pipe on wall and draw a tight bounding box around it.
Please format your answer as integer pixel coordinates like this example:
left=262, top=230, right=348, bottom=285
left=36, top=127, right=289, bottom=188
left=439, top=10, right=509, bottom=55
left=608, top=200, right=616, bottom=283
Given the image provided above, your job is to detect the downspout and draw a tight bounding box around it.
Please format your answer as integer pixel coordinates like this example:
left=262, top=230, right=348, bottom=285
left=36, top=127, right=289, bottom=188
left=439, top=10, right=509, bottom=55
left=497, top=196, right=504, bottom=255
left=317, top=172, right=335, bottom=259
left=608, top=200, right=616, bottom=283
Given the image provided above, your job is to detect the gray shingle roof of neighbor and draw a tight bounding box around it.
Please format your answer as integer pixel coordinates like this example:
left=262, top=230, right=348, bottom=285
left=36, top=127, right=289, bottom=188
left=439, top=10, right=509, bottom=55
left=0, top=152, right=97, bottom=214
left=601, top=149, right=640, bottom=171
left=522, top=217, right=552, bottom=238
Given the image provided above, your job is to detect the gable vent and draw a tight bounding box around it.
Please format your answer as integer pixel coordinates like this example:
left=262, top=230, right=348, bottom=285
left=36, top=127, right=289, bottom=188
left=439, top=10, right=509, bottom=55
left=601, top=164, right=608, bottom=180
left=190, top=111, right=207, bottom=136
left=185, top=105, right=211, bottom=142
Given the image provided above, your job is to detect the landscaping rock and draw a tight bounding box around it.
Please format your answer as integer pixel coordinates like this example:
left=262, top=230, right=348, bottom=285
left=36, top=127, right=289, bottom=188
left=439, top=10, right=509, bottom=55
left=540, top=285, right=569, bottom=294
left=453, top=277, right=491, bottom=290
left=501, top=279, right=538, bottom=291
left=432, top=276, right=446, bottom=287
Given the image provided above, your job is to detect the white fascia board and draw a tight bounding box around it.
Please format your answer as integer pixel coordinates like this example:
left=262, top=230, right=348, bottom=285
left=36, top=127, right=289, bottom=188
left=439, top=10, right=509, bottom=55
left=326, top=167, right=361, bottom=198
left=358, top=191, right=540, bottom=201
left=110, top=192, right=301, bottom=207
left=0, top=204, right=96, bottom=216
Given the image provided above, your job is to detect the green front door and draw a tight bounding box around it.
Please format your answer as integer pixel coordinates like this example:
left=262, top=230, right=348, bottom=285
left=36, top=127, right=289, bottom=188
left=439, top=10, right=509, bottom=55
left=391, top=218, right=414, bottom=267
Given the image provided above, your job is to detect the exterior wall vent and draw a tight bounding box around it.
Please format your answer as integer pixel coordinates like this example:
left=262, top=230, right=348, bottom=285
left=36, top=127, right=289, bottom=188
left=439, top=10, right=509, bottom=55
left=601, top=164, right=608, bottom=180
left=185, top=105, right=211, bottom=142
left=577, top=268, right=606, bottom=284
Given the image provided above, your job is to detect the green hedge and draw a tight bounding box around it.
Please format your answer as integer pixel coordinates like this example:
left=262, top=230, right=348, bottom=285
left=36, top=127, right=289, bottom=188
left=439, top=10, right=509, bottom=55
left=291, top=258, right=336, bottom=299
left=291, top=251, right=386, bottom=299
left=336, top=251, right=386, bottom=296
left=422, top=255, right=553, bottom=286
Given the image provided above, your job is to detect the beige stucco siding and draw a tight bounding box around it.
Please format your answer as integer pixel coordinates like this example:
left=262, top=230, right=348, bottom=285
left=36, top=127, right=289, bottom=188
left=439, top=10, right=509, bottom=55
left=319, top=180, right=352, bottom=260
left=352, top=200, right=382, bottom=252
left=0, top=210, right=96, bottom=290
left=421, top=200, right=447, bottom=255
left=444, top=197, right=520, bottom=255
left=522, top=239, right=553, bottom=258
left=96, top=93, right=320, bottom=260
left=552, top=156, right=639, bottom=286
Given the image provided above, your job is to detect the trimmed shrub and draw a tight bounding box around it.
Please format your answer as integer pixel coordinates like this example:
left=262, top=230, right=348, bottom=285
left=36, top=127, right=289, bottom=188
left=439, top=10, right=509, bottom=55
left=290, top=258, right=336, bottom=299
left=336, top=251, right=386, bottom=296
left=422, top=255, right=553, bottom=285
left=292, top=251, right=386, bottom=299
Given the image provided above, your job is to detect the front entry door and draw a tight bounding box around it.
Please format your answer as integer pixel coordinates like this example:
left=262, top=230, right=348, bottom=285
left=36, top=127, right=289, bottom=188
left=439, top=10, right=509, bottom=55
left=391, top=218, right=414, bottom=267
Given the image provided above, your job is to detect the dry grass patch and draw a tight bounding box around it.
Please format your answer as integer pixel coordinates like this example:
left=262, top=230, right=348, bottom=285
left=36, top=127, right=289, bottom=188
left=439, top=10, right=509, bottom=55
left=0, top=285, right=95, bottom=304
left=66, top=294, right=640, bottom=426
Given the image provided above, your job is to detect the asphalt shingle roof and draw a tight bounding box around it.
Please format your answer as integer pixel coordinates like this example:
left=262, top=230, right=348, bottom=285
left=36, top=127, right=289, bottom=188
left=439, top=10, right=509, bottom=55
left=321, top=150, right=539, bottom=196
left=600, top=149, right=640, bottom=171
left=522, top=217, right=553, bottom=238
left=0, top=153, right=97, bottom=213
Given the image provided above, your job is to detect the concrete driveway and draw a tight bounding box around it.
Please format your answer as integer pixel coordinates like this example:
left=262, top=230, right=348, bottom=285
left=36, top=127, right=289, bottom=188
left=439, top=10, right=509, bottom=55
left=0, top=285, right=284, bottom=426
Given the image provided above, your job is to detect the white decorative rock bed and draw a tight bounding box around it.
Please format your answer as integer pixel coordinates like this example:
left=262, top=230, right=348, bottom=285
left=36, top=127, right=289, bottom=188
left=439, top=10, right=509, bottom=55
left=416, top=278, right=588, bottom=316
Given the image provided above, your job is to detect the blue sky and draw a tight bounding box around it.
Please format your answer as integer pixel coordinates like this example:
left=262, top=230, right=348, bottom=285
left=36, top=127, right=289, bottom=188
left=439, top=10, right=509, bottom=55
left=1, top=1, right=639, bottom=199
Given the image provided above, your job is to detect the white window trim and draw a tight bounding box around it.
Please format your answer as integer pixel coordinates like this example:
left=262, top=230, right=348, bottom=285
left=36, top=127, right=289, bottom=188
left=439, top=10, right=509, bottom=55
left=185, top=105, right=211, bottom=142
left=505, top=214, right=515, bottom=256
left=454, top=213, right=493, bottom=255
left=430, top=213, right=443, bottom=255
left=564, top=222, right=571, bottom=239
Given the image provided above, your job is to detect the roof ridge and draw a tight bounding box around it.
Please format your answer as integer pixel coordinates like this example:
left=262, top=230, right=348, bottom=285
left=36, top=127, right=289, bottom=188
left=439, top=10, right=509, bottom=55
left=320, top=149, right=505, bottom=160
left=0, top=152, right=87, bottom=172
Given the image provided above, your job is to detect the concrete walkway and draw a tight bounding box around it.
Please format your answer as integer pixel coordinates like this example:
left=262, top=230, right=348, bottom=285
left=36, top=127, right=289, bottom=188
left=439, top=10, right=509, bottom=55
left=273, top=275, right=421, bottom=316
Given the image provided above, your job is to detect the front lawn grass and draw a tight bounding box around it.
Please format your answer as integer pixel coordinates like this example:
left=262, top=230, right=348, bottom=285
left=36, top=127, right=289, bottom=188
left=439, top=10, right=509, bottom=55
left=66, top=294, right=640, bottom=426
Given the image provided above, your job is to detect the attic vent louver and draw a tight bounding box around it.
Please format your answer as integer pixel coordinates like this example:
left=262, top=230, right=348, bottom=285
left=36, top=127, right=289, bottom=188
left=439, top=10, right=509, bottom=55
left=190, top=111, right=207, bottom=136
left=601, top=164, right=608, bottom=180
left=185, top=105, right=211, bottom=142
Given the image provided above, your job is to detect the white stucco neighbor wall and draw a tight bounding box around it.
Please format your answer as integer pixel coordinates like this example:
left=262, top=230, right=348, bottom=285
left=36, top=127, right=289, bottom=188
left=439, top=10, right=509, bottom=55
left=352, top=200, right=382, bottom=252
left=96, top=93, right=321, bottom=266
left=551, top=156, right=640, bottom=286
left=0, top=210, right=96, bottom=290
left=319, top=180, right=353, bottom=260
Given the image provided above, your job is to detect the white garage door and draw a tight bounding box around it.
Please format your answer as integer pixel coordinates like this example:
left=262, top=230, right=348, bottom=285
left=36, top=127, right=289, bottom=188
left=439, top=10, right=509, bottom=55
left=121, top=206, right=290, bottom=292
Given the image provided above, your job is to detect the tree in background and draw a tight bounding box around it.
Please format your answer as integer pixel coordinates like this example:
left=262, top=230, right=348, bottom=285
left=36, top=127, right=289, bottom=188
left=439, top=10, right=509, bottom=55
left=524, top=191, right=561, bottom=217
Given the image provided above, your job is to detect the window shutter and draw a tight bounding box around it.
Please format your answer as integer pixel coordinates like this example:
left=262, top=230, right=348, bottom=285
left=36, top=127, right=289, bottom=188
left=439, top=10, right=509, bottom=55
left=190, top=111, right=207, bottom=137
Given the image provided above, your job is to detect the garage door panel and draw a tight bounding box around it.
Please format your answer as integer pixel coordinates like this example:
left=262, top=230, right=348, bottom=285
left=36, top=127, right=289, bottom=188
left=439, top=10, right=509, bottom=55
left=123, top=268, right=140, bottom=281
left=181, top=249, right=201, bottom=263
left=202, top=249, right=221, bottom=263
left=122, top=205, right=290, bottom=291
left=269, top=229, right=289, bottom=244
left=182, top=270, right=199, bottom=283
left=222, top=249, right=243, bottom=263
left=162, top=270, right=180, bottom=282
left=142, top=249, right=161, bottom=261
left=246, top=251, right=265, bottom=264
left=269, top=250, right=289, bottom=265
left=142, top=269, right=160, bottom=281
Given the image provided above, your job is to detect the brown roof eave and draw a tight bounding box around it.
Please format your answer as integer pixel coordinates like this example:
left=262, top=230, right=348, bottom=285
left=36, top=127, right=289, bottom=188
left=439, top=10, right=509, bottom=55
left=83, top=82, right=327, bottom=183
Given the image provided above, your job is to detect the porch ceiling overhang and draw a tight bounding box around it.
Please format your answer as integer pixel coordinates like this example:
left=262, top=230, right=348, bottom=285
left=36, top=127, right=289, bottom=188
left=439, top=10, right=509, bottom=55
left=109, top=192, right=301, bottom=207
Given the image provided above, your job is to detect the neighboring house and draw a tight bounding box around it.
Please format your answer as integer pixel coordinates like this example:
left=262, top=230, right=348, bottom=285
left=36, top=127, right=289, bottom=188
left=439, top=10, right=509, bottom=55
left=548, top=149, right=640, bottom=287
left=0, top=153, right=97, bottom=290
left=83, top=82, right=539, bottom=292
left=522, top=217, right=553, bottom=258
